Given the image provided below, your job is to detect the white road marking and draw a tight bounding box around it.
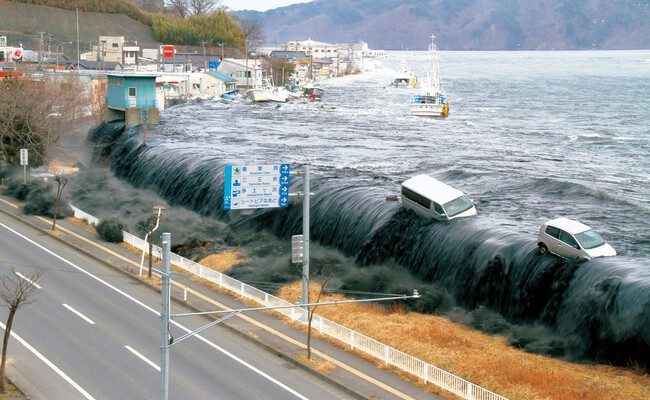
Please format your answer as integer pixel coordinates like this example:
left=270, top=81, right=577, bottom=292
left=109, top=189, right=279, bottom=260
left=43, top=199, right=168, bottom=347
left=14, top=270, right=41, bottom=289
left=62, top=303, right=95, bottom=325
left=124, top=345, right=160, bottom=371
left=1, top=222, right=311, bottom=400
left=0, top=321, right=96, bottom=400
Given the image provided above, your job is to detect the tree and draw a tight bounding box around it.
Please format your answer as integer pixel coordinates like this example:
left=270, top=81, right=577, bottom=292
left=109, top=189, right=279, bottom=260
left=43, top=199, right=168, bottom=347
left=0, top=76, right=90, bottom=168
left=166, top=0, right=221, bottom=18
left=51, top=174, right=68, bottom=231
left=0, top=268, right=42, bottom=393
left=237, top=18, right=265, bottom=50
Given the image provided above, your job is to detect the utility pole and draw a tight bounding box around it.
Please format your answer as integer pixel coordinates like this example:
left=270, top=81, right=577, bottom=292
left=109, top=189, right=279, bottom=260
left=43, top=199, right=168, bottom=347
left=158, top=235, right=171, bottom=400
left=201, top=41, right=206, bottom=70
left=76, top=8, right=80, bottom=69
left=301, top=165, right=310, bottom=320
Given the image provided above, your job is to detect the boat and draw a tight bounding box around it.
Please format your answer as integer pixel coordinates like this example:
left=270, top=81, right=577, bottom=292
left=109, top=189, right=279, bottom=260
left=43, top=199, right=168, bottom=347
left=302, top=82, right=324, bottom=101
left=245, top=74, right=290, bottom=103
left=220, top=89, right=239, bottom=101
left=391, top=59, right=418, bottom=87
left=410, top=35, right=450, bottom=118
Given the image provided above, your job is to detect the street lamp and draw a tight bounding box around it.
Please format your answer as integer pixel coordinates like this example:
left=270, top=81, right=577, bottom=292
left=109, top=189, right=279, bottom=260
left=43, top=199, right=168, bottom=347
left=139, top=205, right=165, bottom=278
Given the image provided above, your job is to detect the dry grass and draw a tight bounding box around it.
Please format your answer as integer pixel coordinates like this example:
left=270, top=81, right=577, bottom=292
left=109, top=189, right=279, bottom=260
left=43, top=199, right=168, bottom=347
left=198, top=251, right=243, bottom=272
left=0, top=379, right=25, bottom=399
left=86, top=232, right=649, bottom=400
left=296, top=355, right=336, bottom=373
left=65, top=216, right=98, bottom=234
left=277, top=283, right=650, bottom=400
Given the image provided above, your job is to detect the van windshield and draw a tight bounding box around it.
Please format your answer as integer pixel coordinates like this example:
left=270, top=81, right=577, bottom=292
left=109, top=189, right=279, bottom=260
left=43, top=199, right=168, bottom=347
left=574, top=230, right=606, bottom=250
left=443, top=195, right=474, bottom=217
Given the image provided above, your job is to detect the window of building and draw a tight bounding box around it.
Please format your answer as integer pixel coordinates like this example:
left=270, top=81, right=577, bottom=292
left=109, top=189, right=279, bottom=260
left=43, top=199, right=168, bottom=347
left=128, top=87, right=136, bottom=97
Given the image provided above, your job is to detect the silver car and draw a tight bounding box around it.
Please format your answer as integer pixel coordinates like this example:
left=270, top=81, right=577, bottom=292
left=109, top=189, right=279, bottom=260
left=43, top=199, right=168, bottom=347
left=538, top=217, right=616, bottom=260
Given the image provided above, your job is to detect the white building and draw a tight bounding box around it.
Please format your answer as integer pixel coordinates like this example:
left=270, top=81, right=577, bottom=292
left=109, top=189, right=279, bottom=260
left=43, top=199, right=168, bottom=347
left=217, top=58, right=264, bottom=89
left=80, top=36, right=141, bottom=65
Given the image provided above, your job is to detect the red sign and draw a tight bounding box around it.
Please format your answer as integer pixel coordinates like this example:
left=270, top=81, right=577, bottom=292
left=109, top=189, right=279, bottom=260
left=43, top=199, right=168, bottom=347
left=162, top=45, right=175, bottom=58
left=11, top=48, right=22, bottom=60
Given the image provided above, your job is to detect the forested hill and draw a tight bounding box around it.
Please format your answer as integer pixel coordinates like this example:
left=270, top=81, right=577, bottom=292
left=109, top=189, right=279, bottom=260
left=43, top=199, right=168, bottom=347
left=235, top=0, right=650, bottom=50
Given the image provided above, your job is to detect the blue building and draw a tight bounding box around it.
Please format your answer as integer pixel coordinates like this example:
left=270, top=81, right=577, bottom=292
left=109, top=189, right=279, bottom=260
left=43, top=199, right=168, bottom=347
left=106, top=73, right=160, bottom=127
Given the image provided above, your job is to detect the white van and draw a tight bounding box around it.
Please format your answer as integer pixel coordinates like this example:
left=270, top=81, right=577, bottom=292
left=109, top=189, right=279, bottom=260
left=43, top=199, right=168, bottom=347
left=401, top=174, right=477, bottom=221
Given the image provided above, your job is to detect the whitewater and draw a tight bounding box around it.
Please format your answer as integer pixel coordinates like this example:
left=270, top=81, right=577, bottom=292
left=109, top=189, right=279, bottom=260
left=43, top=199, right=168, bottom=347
left=82, top=50, right=649, bottom=368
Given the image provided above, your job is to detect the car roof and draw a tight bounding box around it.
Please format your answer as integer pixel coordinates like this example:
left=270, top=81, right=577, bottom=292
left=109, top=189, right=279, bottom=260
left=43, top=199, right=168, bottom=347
left=545, top=217, right=591, bottom=234
left=402, top=174, right=466, bottom=204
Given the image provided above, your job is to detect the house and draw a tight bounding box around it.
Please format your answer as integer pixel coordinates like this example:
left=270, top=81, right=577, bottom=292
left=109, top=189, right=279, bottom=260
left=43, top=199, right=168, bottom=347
left=105, top=73, right=160, bottom=127
left=217, top=58, right=264, bottom=90
left=189, top=70, right=238, bottom=98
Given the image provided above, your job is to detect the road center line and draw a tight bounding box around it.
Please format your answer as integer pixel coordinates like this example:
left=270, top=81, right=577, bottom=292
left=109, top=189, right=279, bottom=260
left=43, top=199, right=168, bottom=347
left=62, top=303, right=96, bottom=325
left=14, top=271, right=42, bottom=289
left=124, top=345, right=160, bottom=371
left=0, top=321, right=96, bottom=400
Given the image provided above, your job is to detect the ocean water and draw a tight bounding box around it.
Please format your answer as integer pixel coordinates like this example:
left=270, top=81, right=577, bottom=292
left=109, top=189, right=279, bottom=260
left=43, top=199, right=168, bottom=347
left=156, top=50, right=650, bottom=259
left=86, top=50, right=650, bottom=367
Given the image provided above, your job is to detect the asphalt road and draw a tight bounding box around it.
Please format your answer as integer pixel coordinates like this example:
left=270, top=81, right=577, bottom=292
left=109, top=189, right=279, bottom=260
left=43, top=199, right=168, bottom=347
left=0, top=215, right=357, bottom=400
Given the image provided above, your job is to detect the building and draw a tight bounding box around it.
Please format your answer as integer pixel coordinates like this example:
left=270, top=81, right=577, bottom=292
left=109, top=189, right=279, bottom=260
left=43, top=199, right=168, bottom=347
left=81, top=36, right=141, bottom=66
left=189, top=71, right=238, bottom=98
left=0, top=33, right=22, bottom=63
left=217, top=58, right=264, bottom=90
left=105, top=73, right=160, bottom=127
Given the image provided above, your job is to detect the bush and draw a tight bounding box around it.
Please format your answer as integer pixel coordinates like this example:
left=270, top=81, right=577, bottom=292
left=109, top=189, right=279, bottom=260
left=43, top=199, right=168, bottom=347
left=2, top=177, right=47, bottom=200
left=509, top=324, right=567, bottom=357
left=96, top=217, right=125, bottom=242
left=469, top=306, right=512, bottom=334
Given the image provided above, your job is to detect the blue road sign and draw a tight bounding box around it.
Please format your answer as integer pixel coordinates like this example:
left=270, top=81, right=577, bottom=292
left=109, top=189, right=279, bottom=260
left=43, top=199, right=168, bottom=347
left=223, top=164, right=291, bottom=210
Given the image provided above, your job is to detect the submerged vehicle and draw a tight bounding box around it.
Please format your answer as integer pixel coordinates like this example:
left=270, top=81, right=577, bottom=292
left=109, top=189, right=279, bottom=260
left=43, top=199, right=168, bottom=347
left=538, top=217, right=616, bottom=260
left=401, top=174, right=476, bottom=221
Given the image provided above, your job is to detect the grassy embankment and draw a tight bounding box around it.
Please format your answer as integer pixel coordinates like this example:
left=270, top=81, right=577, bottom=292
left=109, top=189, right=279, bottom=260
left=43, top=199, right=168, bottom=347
left=200, top=253, right=650, bottom=400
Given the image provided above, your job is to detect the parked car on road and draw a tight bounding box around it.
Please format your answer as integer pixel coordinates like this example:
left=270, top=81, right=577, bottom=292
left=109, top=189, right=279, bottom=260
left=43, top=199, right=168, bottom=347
left=538, top=217, right=616, bottom=260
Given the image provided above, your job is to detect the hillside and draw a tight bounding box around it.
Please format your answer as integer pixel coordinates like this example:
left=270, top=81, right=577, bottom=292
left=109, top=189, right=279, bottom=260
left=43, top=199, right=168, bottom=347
left=0, top=1, right=157, bottom=49
left=235, top=0, right=650, bottom=50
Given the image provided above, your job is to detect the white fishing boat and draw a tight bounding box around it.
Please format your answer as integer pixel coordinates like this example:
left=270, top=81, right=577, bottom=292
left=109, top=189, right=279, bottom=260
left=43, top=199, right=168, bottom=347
left=391, top=59, right=417, bottom=87
left=410, top=35, right=450, bottom=118
left=246, top=74, right=289, bottom=103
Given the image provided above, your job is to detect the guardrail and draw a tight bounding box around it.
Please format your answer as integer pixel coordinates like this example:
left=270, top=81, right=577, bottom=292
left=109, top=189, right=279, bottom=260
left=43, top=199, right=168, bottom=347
left=69, top=205, right=507, bottom=400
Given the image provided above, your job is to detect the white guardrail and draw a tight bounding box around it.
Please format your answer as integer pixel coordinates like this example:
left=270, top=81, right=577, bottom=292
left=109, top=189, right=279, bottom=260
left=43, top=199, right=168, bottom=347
left=70, top=205, right=507, bottom=400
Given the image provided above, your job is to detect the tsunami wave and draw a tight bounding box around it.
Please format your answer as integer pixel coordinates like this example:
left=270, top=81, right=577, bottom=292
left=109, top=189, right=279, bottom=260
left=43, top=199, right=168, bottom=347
left=88, top=121, right=649, bottom=369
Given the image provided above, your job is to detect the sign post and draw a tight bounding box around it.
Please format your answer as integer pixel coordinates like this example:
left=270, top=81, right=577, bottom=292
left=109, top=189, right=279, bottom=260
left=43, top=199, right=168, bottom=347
left=223, top=164, right=290, bottom=210
left=19, top=148, right=28, bottom=183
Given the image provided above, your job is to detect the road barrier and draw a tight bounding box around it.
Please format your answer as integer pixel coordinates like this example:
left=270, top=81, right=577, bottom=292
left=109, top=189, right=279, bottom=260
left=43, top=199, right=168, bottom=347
left=70, top=205, right=507, bottom=400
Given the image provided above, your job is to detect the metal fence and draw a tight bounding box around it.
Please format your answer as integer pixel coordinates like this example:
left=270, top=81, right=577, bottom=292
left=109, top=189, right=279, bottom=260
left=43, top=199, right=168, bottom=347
left=69, top=205, right=507, bottom=400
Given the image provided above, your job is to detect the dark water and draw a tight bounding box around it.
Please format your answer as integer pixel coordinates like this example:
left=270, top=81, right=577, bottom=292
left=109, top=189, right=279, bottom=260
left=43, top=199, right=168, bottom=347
left=85, top=50, right=649, bottom=368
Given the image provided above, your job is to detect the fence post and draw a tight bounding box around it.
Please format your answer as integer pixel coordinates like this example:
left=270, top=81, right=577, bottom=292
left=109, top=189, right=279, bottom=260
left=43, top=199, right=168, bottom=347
left=424, top=363, right=429, bottom=383
left=350, top=331, right=355, bottom=349
left=384, top=346, right=389, bottom=365
left=467, top=382, right=473, bottom=400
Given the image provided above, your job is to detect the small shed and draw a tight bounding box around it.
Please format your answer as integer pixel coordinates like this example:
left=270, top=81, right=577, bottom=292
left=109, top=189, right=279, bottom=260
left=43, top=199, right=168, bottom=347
left=106, top=73, right=160, bottom=127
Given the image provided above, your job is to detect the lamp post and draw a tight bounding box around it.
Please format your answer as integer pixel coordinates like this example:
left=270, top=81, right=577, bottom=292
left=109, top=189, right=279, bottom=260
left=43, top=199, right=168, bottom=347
left=218, top=42, right=224, bottom=60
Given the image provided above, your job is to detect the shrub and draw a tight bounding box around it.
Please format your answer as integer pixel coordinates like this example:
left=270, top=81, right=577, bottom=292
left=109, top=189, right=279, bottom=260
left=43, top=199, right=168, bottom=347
left=509, top=324, right=567, bottom=357
left=96, top=217, right=125, bottom=243
left=469, top=306, right=512, bottom=334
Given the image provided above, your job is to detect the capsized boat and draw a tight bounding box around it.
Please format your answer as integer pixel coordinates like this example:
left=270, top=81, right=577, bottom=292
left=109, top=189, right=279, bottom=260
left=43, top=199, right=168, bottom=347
left=220, top=89, right=239, bottom=101
left=410, top=35, right=450, bottom=118
left=391, top=59, right=417, bottom=87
